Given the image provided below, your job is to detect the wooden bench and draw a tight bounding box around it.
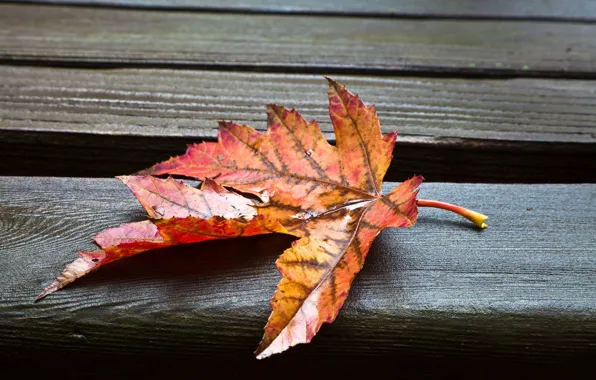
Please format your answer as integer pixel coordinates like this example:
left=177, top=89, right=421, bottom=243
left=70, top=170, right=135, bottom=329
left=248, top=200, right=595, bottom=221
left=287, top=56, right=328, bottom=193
left=1, top=1, right=595, bottom=376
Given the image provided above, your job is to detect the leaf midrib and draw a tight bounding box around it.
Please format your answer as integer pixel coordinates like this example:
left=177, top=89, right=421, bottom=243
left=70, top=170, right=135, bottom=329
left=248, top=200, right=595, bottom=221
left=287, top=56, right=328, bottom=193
left=334, top=87, right=379, bottom=196
left=263, top=194, right=417, bottom=354
left=270, top=106, right=328, bottom=180
left=221, top=123, right=378, bottom=200
left=202, top=162, right=377, bottom=200
left=262, top=202, right=372, bottom=354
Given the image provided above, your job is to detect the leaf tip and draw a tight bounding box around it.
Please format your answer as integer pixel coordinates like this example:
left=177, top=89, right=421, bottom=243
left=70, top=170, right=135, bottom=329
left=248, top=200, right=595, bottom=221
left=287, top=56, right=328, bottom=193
left=218, top=120, right=234, bottom=129
left=34, top=286, right=55, bottom=302
left=255, top=351, right=268, bottom=360
left=34, top=277, right=65, bottom=303
left=412, top=174, right=425, bottom=185
left=266, top=103, right=286, bottom=122
left=324, top=76, right=341, bottom=91
left=116, top=175, right=131, bottom=184
left=384, top=130, right=398, bottom=143
left=254, top=338, right=288, bottom=360
left=266, top=103, right=283, bottom=112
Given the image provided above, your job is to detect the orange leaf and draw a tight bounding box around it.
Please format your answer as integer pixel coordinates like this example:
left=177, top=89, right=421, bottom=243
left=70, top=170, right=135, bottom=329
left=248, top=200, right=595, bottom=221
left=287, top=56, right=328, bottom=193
left=141, top=78, right=424, bottom=358
left=39, top=77, right=486, bottom=359
left=36, top=176, right=287, bottom=301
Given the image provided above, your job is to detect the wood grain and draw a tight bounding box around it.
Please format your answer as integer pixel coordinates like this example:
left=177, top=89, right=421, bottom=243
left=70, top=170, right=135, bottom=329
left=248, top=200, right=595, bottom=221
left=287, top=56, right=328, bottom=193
left=1, top=66, right=595, bottom=182
left=1, top=4, right=595, bottom=76
left=0, top=177, right=594, bottom=374
left=3, top=66, right=595, bottom=143
left=9, top=0, right=596, bottom=21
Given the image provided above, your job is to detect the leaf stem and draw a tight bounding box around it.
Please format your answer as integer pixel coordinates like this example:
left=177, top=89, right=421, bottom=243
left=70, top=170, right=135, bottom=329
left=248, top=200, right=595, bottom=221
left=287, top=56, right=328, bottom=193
left=417, top=199, right=488, bottom=228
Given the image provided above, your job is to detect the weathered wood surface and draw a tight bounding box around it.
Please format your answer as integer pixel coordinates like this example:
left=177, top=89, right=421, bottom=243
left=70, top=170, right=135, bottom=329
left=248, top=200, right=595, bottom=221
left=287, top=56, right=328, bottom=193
left=1, top=4, right=595, bottom=76
left=0, top=177, right=594, bottom=374
left=2, top=0, right=595, bottom=375
left=10, top=0, right=596, bottom=21
left=3, top=67, right=595, bottom=143
left=1, top=66, right=595, bottom=182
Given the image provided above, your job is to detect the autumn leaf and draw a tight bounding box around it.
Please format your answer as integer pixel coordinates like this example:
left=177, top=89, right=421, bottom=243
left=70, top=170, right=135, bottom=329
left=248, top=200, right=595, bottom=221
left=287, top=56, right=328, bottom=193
left=36, top=176, right=288, bottom=301
left=141, top=78, right=486, bottom=358
left=38, top=77, right=487, bottom=359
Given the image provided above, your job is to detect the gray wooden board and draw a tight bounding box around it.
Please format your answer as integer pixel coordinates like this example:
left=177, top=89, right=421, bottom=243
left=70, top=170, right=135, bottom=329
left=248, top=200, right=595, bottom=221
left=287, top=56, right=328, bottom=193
left=9, top=0, right=596, bottom=21
left=3, top=66, right=595, bottom=143
left=1, top=4, right=595, bottom=76
left=1, top=67, right=595, bottom=182
left=0, top=177, right=594, bottom=371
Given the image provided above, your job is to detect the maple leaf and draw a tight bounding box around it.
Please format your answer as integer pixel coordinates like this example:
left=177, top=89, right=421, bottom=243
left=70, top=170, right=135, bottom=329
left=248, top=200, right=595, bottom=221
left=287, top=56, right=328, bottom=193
left=38, top=77, right=487, bottom=359
left=140, top=78, right=488, bottom=358
left=36, top=176, right=288, bottom=301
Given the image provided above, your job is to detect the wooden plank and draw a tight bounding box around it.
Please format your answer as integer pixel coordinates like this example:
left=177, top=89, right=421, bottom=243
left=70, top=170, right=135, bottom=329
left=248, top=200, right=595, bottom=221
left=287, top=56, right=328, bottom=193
left=1, top=66, right=595, bottom=182
left=0, top=177, right=594, bottom=374
left=1, top=4, right=595, bottom=76
left=9, top=0, right=596, bottom=21
left=3, top=66, right=595, bottom=143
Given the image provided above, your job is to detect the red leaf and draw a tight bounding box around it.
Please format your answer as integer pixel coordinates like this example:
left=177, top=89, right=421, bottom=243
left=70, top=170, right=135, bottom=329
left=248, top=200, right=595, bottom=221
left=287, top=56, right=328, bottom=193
left=141, top=78, right=425, bottom=358
left=39, top=78, right=487, bottom=359
left=36, top=176, right=287, bottom=301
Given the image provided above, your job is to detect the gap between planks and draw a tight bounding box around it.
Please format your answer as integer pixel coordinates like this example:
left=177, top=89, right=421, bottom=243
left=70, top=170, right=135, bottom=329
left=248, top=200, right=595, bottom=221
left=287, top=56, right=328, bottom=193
left=6, top=0, right=596, bottom=23
left=1, top=67, right=595, bottom=182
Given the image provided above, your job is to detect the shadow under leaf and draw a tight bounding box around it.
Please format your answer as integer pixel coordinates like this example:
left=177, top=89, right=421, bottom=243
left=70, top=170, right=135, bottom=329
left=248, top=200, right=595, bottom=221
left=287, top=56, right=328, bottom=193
left=68, top=233, right=297, bottom=295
